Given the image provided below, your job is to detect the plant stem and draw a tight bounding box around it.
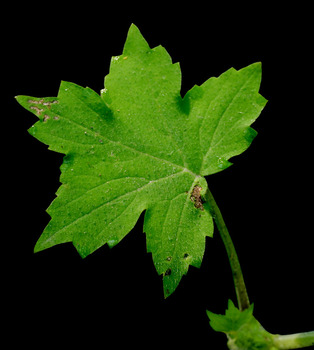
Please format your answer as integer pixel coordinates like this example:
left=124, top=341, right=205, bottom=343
left=204, top=186, right=250, bottom=311
left=273, top=331, right=314, bottom=349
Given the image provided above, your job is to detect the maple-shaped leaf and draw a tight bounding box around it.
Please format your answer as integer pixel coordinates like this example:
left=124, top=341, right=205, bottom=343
left=16, top=24, right=267, bottom=297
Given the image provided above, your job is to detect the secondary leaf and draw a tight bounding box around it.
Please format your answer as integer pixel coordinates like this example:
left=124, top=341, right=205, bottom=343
left=207, top=299, right=255, bottom=333
left=16, top=24, right=267, bottom=297
left=207, top=301, right=277, bottom=350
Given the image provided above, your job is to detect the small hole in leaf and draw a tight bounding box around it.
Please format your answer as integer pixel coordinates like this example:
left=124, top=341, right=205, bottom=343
left=183, top=253, right=189, bottom=259
left=166, top=256, right=172, bottom=261
left=165, top=268, right=172, bottom=276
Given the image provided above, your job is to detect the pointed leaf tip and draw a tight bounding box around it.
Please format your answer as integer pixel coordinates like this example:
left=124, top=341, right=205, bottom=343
left=129, top=23, right=139, bottom=31
left=123, top=24, right=150, bottom=54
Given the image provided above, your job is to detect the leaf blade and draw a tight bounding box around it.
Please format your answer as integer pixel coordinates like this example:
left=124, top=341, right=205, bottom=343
left=17, top=24, right=266, bottom=296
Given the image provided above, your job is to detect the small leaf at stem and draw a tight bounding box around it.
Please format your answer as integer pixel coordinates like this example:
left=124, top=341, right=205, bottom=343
left=207, top=301, right=314, bottom=350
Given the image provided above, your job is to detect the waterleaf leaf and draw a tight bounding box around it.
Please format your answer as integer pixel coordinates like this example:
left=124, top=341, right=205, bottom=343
left=16, top=24, right=267, bottom=297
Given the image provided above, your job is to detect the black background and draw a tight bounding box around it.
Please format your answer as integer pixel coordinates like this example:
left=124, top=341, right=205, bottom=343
left=4, top=2, right=314, bottom=348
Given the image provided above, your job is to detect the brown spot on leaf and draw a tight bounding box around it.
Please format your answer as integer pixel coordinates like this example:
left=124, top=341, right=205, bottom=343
left=190, top=185, right=204, bottom=211
left=28, top=99, right=58, bottom=108
left=28, top=99, right=44, bottom=104
left=43, top=115, right=50, bottom=122
left=30, top=106, right=44, bottom=115
left=43, top=100, right=58, bottom=107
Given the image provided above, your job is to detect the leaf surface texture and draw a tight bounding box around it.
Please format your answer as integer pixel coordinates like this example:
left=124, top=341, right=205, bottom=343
left=16, top=24, right=266, bottom=296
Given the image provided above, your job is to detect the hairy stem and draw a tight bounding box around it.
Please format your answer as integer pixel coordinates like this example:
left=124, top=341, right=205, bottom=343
left=204, top=186, right=250, bottom=311
left=273, top=331, right=314, bottom=349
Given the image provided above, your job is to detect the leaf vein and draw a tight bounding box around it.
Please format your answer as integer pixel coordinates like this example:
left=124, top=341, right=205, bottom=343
left=52, top=111, right=195, bottom=176
left=200, top=72, right=255, bottom=172
left=51, top=170, right=188, bottom=236
left=168, top=177, right=199, bottom=263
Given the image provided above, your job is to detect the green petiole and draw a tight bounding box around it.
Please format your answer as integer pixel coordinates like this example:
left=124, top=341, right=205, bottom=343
left=204, top=184, right=250, bottom=311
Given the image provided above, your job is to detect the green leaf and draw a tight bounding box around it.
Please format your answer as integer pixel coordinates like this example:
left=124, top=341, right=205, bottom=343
left=207, top=300, right=277, bottom=350
left=207, top=299, right=255, bottom=333
left=16, top=24, right=267, bottom=297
